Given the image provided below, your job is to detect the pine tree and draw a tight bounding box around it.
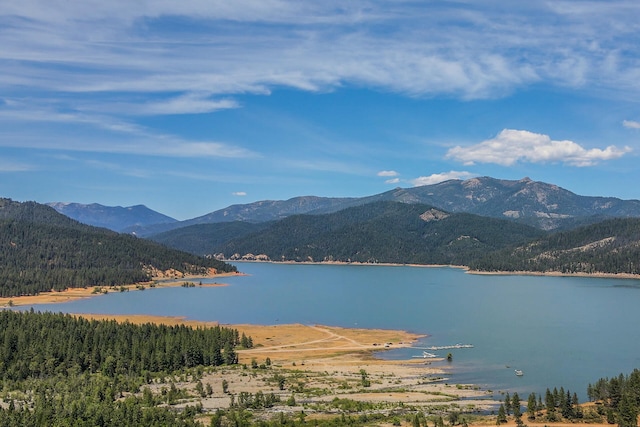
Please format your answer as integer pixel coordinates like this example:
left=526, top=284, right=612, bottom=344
left=527, top=392, right=537, bottom=420
left=512, top=392, right=522, bottom=420
left=497, top=404, right=507, bottom=425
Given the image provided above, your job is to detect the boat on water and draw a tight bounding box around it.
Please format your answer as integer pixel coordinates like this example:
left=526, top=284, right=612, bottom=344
left=423, top=351, right=438, bottom=358
left=515, top=369, right=524, bottom=376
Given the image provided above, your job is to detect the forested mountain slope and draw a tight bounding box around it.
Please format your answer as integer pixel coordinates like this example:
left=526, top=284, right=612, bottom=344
left=207, top=201, right=545, bottom=265
left=150, top=221, right=270, bottom=255
left=0, top=199, right=236, bottom=297
left=469, top=217, right=640, bottom=275
left=326, top=177, right=640, bottom=230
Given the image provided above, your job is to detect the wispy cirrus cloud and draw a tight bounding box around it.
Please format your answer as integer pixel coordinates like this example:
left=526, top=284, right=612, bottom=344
left=2, top=1, right=640, bottom=102
left=2, top=1, right=640, bottom=169
left=0, top=100, right=255, bottom=158
left=0, top=159, right=33, bottom=172
left=87, top=94, right=241, bottom=116
left=623, top=120, right=640, bottom=129
left=446, top=129, right=632, bottom=167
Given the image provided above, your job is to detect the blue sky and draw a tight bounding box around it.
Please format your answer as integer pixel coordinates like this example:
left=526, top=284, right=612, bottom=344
left=1, top=1, right=639, bottom=220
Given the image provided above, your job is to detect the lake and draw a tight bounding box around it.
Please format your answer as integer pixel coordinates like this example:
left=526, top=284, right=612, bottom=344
left=23, top=262, right=640, bottom=401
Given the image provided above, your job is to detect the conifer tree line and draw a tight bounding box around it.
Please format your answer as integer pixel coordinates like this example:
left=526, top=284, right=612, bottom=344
left=470, top=218, right=640, bottom=275
left=587, top=370, right=640, bottom=427
left=0, top=310, right=251, bottom=426
left=0, top=219, right=237, bottom=297
left=0, top=310, right=247, bottom=382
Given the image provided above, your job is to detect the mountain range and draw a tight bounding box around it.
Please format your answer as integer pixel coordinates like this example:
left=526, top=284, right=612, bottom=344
left=149, top=199, right=640, bottom=276
left=47, top=177, right=640, bottom=236
left=7, top=174, right=640, bottom=280
left=46, top=202, right=177, bottom=233
left=166, top=201, right=546, bottom=265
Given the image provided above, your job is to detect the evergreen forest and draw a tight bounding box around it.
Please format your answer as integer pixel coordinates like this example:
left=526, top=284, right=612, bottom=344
left=185, top=202, right=544, bottom=264
left=152, top=201, right=640, bottom=277
left=0, top=199, right=236, bottom=297
left=469, top=218, right=640, bottom=275
left=0, top=310, right=248, bottom=426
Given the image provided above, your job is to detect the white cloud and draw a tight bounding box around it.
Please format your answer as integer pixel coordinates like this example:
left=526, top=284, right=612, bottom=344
left=410, top=171, right=475, bottom=187
left=232, top=192, right=247, bottom=196
left=623, top=120, right=640, bottom=129
left=2, top=1, right=639, bottom=103
left=446, top=129, right=632, bottom=167
left=91, top=94, right=241, bottom=116
left=2, top=1, right=640, bottom=167
left=385, top=178, right=400, bottom=184
left=0, top=159, right=32, bottom=172
left=377, top=170, right=398, bottom=177
left=0, top=101, right=256, bottom=158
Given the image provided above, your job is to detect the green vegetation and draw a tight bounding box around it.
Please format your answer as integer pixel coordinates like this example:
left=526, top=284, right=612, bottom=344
left=0, top=310, right=248, bottom=425
left=0, top=199, right=236, bottom=297
left=0, top=310, right=244, bottom=381
left=151, top=202, right=640, bottom=278
left=470, top=217, right=640, bottom=275
left=150, top=222, right=269, bottom=256
left=3, top=310, right=640, bottom=427
left=204, top=202, right=543, bottom=265
left=588, top=370, right=640, bottom=427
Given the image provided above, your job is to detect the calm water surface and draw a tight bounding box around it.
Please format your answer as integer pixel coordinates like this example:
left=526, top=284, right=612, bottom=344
left=25, top=262, right=640, bottom=401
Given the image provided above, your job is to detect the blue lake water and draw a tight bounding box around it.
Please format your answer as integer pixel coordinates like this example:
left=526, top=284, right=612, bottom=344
left=23, top=262, right=640, bottom=401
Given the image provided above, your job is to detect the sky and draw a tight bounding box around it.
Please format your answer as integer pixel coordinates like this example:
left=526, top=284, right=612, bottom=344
left=1, top=1, right=640, bottom=220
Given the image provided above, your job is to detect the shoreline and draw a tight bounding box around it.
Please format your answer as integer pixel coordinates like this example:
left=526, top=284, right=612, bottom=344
left=465, top=269, right=640, bottom=280
left=230, top=259, right=640, bottom=280
left=0, top=271, right=242, bottom=308
left=5, top=262, right=637, bottom=309
left=66, top=314, right=498, bottom=413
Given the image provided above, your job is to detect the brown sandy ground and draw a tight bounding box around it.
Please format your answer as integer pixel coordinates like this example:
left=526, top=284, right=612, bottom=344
left=0, top=272, right=239, bottom=307
left=57, top=313, right=617, bottom=427
left=75, top=314, right=498, bottom=421
left=1, top=268, right=622, bottom=426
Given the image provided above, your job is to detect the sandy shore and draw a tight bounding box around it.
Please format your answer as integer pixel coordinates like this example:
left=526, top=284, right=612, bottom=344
left=234, top=260, right=640, bottom=280
left=467, top=269, right=640, bottom=280
left=0, top=272, right=241, bottom=307
left=0, top=264, right=620, bottom=425
left=69, top=313, right=498, bottom=418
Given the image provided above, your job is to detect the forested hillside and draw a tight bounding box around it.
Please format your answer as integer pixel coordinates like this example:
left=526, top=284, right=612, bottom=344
left=469, top=218, right=640, bottom=275
left=208, top=201, right=544, bottom=265
left=150, top=221, right=269, bottom=255
left=0, top=199, right=236, bottom=297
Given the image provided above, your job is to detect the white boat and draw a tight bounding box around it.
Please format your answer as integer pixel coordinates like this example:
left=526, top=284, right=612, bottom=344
left=423, top=351, right=438, bottom=358
left=515, top=369, right=524, bottom=376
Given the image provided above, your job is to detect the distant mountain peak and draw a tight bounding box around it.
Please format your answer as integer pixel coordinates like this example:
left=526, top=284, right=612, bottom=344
left=47, top=202, right=177, bottom=232
left=48, top=176, right=640, bottom=236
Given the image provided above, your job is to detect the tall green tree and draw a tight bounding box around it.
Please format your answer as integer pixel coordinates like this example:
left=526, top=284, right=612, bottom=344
left=496, top=404, right=507, bottom=425
left=527, top=393, right=537, bottom=420
left=512, top=392, right=522, bottom=420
